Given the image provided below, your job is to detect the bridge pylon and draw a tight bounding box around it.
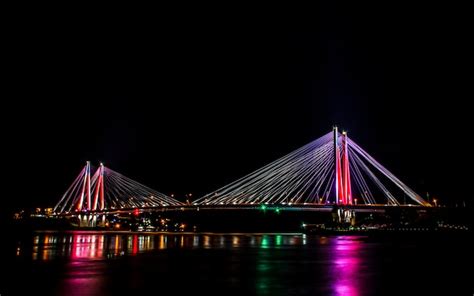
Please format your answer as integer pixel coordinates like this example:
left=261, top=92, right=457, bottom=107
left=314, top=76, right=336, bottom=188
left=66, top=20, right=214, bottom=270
left=74, top=161, right=91, bottom=211
left=334, top=127, right=352, bottom=205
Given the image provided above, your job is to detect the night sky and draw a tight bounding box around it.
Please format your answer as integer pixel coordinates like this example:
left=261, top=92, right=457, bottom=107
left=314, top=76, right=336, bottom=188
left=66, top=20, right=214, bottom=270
left=2, top=4, right=470, bottom=216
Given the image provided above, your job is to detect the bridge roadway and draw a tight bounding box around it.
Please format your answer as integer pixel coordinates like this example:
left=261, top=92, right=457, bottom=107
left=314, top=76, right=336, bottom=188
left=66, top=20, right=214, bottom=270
left=55, top=204, right=431, bottom=217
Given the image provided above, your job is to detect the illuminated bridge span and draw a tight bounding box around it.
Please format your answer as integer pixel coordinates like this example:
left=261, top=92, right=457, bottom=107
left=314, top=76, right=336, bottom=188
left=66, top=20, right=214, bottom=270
left=194, top=127, right=429, bottom=207
left=54, top=128, right=429, bottom=217
left=53, top=162, right=183, bottom=215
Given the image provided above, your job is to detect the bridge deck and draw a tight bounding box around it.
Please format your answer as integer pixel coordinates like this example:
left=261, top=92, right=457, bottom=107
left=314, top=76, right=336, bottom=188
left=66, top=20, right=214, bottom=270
left=54, top=204, right=431, bottom=216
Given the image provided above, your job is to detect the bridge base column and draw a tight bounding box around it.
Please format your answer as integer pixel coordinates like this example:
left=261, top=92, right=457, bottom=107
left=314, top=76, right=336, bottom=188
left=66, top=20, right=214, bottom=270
left=97, top=215, right=106, bottom=227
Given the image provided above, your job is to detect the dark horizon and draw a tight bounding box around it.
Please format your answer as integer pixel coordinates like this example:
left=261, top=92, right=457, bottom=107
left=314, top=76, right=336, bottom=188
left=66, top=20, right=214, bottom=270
left=2, top=4, right=471, bottom=214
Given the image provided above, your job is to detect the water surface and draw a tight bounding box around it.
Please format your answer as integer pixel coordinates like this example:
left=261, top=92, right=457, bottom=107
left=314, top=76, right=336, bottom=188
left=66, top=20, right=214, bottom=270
left=2, top=231, right=470, bottom=295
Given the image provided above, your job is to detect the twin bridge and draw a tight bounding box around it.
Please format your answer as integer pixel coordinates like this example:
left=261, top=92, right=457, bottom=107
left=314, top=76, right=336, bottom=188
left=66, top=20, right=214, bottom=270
left=53, top=128, right=430, bottom=219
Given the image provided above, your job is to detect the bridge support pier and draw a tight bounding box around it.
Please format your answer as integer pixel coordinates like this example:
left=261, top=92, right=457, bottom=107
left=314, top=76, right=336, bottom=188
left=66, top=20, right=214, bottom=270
left=76, top=213, right=107, bottom=228
left=91, top=215, right=97, bottom=227
left=97, top=215, right=106, bottom=227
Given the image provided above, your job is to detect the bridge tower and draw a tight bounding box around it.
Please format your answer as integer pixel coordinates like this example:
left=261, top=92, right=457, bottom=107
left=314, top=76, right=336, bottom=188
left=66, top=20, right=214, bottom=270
left=334, top=127, right=352, bottom=205
left=76, top=161, right=91, bottom=211
left=342, top=131, right=352, bottom=205
left=334, top=127, right=341, bottom=204
left=92, top=162, right=105, bottom=211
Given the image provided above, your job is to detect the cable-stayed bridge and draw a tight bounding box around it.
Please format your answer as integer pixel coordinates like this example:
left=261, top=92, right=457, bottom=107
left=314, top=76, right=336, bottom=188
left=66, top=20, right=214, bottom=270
left=53, top=162, right=183, bottom=215
left=194, top=127, right=428, bottom=207
left=53, top=128, right=429, bottom=221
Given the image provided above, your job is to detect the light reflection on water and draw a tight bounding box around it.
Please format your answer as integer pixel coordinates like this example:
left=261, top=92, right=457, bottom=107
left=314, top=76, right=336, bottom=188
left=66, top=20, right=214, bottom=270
left=329, top=237, right=364, bottom=296
left=15, top=232, right=368, bottom=296
left=24, top=232, right=306, bottom=260
left=7, top=231, right=468, bottom=296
